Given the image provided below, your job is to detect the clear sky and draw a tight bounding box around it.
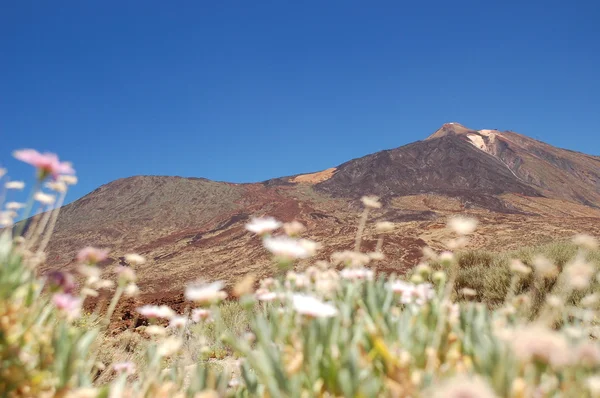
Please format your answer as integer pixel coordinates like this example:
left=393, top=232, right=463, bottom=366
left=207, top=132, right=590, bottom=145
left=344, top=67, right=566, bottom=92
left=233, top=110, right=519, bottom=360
left=1, top=1, right=599, bottom=204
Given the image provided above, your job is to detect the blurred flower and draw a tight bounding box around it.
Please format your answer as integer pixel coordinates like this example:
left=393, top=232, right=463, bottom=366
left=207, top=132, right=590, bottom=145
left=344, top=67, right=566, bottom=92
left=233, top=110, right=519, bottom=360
left=124, top=283, right=139, bottom=297
left=573, top=234, right=599, bottom=251
left=144, top=325, right=167, bottom=336
left=52, top=293, right=82, bottom=320
left=430, top=375, right=496, bottom=398
left=439, top=251, right=455, bottom=264
left=114, top=265, right=136, bottom=283
left=340, top=267, right=374, bottom=280
left=447, top=216, right=478, bottom=235
left=298, top=238, right=320, bottom=256
left=5, top=202, right=25, bottom=210
left=0, top=168, right=5, bottom=178
left=81, top=287, right=99, bottom=297
left=256, top=290, right=279, bottom=302
left=113, top=362, right=136, bottom=375
left=168, top=316, right=189, bottom=329
left=59, top=175, right=78, bottom=185
left=368, top=251, right=385, bottom=261
left=233, top=274, right=255, bottom=297
left=390, top=281, right=435, bottom=305
left=185, top=281, right=227, bottom=305
left=263, top=236, right=314, bottom=260
left=158, top=337, right=182, bottom=357
left=45, top=180, right=67, bottom=193
left=124, top=253, right=145, bottom=266
left=460, top=288, right=477, bottom=297
left=331, top=251, right=370, bottom=267
left=508, top=325, right=571, bottom=368
left=191, top=308, right=212, bottom=322
left=575, top=341, right=600, bottom=367
left=510, top=259, right=531, bottom=275
left=76, top=247, right=109, bottom=264
left=564, top=255, right=594, bottom=290
left=46, top=270, right=76, bottom=294
left=136, top=304, right=175, bottom=319
left=587, top=376, right=600, bottom=398
left=582, top=293, right=599, bottom=308
left=375, top=221, right=395, bottom=233
left=245, top=217, right=281, bottom=235
left=361, top=195, right=381, bottom=209
left=283, top=220, right=306, bottom=236
left=532, top=255, right=558, bottom=278
left=5, top=181, right=25, bottom=190
left=34, top=191, right=56, bottom=205
left=0, top=211, right=15, bottom=226
left=13, top=149, right=74, bottom=180
left=292, top=294, right=338, bottom=318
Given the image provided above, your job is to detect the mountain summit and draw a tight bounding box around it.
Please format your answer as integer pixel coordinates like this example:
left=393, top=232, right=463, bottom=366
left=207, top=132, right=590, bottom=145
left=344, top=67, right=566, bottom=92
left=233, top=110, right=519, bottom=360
left=40, top=124, right=600, bottom=319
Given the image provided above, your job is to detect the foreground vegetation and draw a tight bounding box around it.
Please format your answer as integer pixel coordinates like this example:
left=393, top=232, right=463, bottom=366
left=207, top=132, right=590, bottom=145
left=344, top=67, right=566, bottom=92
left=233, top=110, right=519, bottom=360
left=2, top=151, right=600, bottom=397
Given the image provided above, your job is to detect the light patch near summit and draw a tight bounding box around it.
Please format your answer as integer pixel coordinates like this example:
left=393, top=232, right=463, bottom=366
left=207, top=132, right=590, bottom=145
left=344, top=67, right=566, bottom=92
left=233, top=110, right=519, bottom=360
left=466, top=130, right=499, bottom=153
left=291, top=167, right=337, bottom=184
left=467, top=134, right=487, bottom=151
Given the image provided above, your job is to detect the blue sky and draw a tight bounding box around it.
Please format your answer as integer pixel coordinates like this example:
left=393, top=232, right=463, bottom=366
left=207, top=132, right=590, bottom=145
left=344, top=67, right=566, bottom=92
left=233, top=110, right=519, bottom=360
left=1, top=1, right=599, bottom=204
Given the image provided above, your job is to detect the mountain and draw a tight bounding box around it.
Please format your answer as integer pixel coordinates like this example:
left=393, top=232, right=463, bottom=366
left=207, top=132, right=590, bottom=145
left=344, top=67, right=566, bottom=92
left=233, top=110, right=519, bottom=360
left=40, top=123, right=600, bottom=321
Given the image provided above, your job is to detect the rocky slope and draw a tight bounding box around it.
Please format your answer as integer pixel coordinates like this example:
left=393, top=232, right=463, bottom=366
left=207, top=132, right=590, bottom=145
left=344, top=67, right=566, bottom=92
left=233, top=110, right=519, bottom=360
left=39, top=123, right=600, bottom=319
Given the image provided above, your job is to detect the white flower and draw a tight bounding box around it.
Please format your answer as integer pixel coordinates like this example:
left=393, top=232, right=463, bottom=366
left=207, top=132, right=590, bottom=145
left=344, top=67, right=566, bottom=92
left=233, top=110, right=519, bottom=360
left=124, top=253, right=146, bottom=266
left=144, top=325, right=167, bottom=336
left=375, top=221, right=395, bottom=233
left=510, top=259, right=531, bottom=275
left=0, top=168, right=6, bottom=178
left=245, top=217, right=282, bottom=235
left=447, top=216, right=478, bottom=235
left=292, top=294, right=338, bottom=318
left=263, top=236, right=313, bottom=259
left=507, top=325, right=571, bottom=368
left=45, top=181, right=67, bottom=193
left=191, top=308, right=212, bottom=322
left=157, top=337, right=182, bottom=357
left=5, top=202, right=25, bottom=211
left=533, top=255, right=558, bottom=278
left=185, top=281, right=227, bottom=304
left=5, top=181, right=25, bottom=190
left=34, top=191, right=55, bottom=205
left=168, top=316, right=189, bottom=329
left=59, top=175, right=78, bottom=185
left=136, top=305, right=175, bottom=319
left=124, top=283, right=139, bottom=297
left=368, top=251, right=385, bottom=261
left=330, top=251, right=370, bottom=267
left=587, top=375, right=600, bottom=397
left=340, top=267, right=374, bottom=280
left=283, top=220, right=306, bottom=236
left=361, top=195, right=381, bottom=209
left=564, top=255, right=595, bottom=290
left=256, top=291, right=279, bottom=302
left=573, top=234, right=599, bottom=251
left=460, top=288, right=477, bottom=297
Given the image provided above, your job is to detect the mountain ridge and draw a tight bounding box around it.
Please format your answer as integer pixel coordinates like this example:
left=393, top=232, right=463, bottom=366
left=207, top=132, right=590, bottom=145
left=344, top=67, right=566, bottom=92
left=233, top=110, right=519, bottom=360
left=37, top=123, right=600, bottom=325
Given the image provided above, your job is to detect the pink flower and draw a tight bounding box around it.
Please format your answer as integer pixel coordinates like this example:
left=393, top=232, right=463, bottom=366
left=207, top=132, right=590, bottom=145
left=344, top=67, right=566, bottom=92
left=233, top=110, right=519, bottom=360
left=76, top=247, right=109, bottom=264
left=191, top=308, right=212, bottom=322
left=52, top=293, right=82, bottom=320
left=113, top=362, right=136, bottom=375
left=13, top=149, right=74, bottom=180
